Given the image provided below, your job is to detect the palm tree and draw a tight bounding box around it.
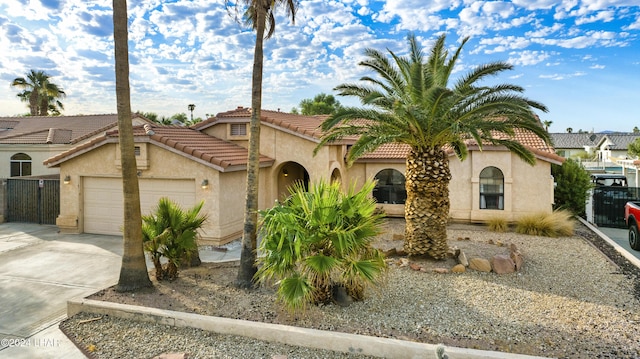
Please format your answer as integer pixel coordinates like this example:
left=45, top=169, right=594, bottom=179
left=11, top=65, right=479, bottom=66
left=233, top=0, right=297, bottom=289
left=256, top=180, right=386, bottom=311
left=543, top=120, right=552, bottom=131
left=142, top=198, right=207, bottom=281
left=316, top=33, right=550, bottom=259
left=113, top=0, right=152, bottom=291
left=11, top=70, right=66, bottom=116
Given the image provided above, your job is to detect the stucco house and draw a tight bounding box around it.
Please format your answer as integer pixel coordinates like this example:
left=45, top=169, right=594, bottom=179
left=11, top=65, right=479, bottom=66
left=0, top=114, right=151, bottom=178
left=550, top=133, right=603, bottom=160
left=45, top=107, right=563, bottom=245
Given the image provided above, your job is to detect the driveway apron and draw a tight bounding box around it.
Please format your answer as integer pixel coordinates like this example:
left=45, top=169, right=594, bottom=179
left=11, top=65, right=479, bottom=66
left=0, top=223, right=123, bottom=358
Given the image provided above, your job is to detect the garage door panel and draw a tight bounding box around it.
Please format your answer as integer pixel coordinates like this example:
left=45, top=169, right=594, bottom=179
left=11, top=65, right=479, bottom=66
left=83, top=177, right=196, bottom=235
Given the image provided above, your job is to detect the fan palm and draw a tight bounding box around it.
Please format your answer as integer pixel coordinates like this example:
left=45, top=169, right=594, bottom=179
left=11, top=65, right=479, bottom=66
left=11, top=70, right=66, bottom=116
left=256, top=180, right=386, bottom=311
left=231, top=0, right=297, bottom=289
left=142, top=198, right=207, bottom=280
left=316, top=33, right=550, bottom=259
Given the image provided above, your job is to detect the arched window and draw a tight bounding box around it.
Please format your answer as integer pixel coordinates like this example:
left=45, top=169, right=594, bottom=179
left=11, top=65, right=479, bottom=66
left=480, top=166, right=504, bottom=210
left=10, top=153, right=32, bottom=177
left=373, top=169, right=406, bottom=204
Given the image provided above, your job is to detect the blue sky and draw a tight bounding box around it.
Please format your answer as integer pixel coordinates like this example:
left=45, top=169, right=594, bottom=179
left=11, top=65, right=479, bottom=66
left=1, top=0, right=639, bottom=133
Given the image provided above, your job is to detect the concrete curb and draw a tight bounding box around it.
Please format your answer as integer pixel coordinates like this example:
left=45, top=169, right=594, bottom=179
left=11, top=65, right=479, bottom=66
left=578, top=217, right=640, bottom=269
left=67, top=298, right=548, bottom=359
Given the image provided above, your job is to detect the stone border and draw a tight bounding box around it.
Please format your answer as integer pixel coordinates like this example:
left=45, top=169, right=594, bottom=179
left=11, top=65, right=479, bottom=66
left=67, top=298, right=548, bottom=359
left=578, top=217, right=640, bottom=269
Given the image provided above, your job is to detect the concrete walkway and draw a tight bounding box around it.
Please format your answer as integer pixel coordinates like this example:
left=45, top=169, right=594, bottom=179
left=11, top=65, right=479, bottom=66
left=0, top=223, right=239, bottom=359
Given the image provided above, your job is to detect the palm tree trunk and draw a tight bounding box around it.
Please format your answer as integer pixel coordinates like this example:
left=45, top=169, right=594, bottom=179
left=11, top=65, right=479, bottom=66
left=404, top=147, right=451, bottom=259
left=113, top=0, right=152, bottom=292
left=236, top=1, right=267, bottom=289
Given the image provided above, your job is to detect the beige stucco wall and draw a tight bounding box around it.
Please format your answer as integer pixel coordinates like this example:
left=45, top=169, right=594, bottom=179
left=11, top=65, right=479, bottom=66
left=451, top=148, right=553, bottom=222
left=55, top=141, right=245, bottom=245
left=0, top=144, right=69, bottom=178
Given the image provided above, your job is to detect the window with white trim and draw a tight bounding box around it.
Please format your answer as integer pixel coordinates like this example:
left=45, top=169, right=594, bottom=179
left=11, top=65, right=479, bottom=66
left=230, top=123, right=247, bottom=136
left=480, top=166, right=504, bottom=210
left=10, top=153, right=32, bottom=177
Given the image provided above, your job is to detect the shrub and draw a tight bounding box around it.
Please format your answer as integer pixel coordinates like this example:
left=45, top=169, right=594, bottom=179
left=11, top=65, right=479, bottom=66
left=552, top=159, right=593, bottom=217
left=142, top=198, right=207, bottom=281
left=256, top=179, right=387, bottom=311
left=487, top=217, right=508, bottom=232
left=515, top=210, right=575, bottom=237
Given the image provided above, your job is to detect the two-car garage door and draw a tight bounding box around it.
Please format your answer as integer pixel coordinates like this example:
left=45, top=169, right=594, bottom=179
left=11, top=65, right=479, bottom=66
left=83, top=177, right=196, bottom=236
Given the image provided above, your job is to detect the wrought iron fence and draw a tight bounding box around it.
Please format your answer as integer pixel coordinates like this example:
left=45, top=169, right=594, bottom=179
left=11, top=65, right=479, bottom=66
left=592, top=186, right=640, bottom=228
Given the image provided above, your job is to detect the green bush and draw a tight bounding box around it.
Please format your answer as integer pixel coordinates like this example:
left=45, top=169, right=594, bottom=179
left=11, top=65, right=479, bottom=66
left=256, top=179, right=387, bottom=311
left=552, top=159, right=593, bottom=216
left=515, top=210, right=575, bottom=237
left=142, top=198, right=207, bottom=281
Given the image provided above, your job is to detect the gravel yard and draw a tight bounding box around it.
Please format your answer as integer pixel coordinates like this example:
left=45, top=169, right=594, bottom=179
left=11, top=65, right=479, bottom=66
left=61, top=220, right=640, bottom=359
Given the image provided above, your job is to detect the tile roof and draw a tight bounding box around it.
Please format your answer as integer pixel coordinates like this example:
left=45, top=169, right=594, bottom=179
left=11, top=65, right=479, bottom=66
left=45, top=124, right=274, bottom=172
left=0, top=114, right=137, bottom=144
left=550, top=133, right=602, bottom=149
left=195, top=106, right=327, bottom=141
left=358, top=128, right=563, bottom=164
left=597, top=134, right=640, bottom=150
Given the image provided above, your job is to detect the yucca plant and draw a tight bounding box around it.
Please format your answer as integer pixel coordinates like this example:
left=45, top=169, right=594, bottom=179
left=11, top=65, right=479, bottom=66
left=256, top=179, right=387, bottom=311
left=142, top=198, right=207, bottom=280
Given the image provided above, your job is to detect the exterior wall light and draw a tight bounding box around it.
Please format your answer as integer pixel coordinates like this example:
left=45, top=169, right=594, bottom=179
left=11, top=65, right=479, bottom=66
left=63, top=175, right=71, bottom=184
left=201, top=179, right=209, bottom=189
left=283, top=169, right=288, bottom=177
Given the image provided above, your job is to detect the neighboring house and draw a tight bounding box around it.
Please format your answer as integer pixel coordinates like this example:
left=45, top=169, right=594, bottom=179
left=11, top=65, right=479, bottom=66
left=550, top=132, right=602, bottom=160
left=595, top=134, right=640, bottom=162
left=0, top=114, right=151, bottom=178
left=45, top=107, right=563, bottom=245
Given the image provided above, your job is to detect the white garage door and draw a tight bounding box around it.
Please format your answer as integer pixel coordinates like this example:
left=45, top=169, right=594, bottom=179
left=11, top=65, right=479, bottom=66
left=83, top=177, right=196, bottom=235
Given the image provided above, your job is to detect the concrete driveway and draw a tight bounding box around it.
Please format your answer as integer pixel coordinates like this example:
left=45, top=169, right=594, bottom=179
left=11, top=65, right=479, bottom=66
left=0, top=223, right=123, bottom=358
left=0, top=222, right=240, bottom=359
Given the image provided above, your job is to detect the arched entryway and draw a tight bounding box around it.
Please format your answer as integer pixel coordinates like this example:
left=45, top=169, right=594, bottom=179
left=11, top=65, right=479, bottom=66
left=330, top=168, right=341, bottom=184
left=277, top=162, right=310, bottom=200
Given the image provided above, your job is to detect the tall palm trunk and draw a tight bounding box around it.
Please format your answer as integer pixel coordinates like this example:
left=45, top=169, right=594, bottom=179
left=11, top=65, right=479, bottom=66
left=404, top=147, right=451, bottom=259
left=113, top=0, right=152, bottom=292
left=236, top=1, right=267, bottom=288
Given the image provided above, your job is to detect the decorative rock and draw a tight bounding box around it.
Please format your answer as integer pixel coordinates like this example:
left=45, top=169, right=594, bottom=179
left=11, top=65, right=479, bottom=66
left=491, top=254, right=516, bottom=274
left=392, top=234, right=404, bottom=241
left=433, top=268, right=449, bottom=274
left=398, top=258, right=409, bottom=267
left=332, top=286, right=353, bottom=307
left=451, top=264, right=466, bottom=273
left=510, top=250, right=524, bottom=271
left=409, top=263, right=422, bottom=271
left=457, top=250, right=469, bottom=267
left=469, top=258, right=492, bottom=272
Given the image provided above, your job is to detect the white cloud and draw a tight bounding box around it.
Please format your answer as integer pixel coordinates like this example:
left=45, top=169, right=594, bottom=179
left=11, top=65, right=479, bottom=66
left=574, top=10, right=615, bottom=25
left=590, top=64, right=606, bottom=69
left=508, top=50, right=552, bottom=66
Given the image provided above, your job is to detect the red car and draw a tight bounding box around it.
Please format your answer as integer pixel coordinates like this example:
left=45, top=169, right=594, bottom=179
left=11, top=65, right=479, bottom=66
left=625, top=201, right=640, bottom=250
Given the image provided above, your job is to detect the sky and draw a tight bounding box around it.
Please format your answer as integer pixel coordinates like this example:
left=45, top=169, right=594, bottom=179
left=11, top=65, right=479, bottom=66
left=0, top=0, right=639, bottom=133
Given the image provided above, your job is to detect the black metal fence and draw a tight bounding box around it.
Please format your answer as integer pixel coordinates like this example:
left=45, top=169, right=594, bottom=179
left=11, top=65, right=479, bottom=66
left=592, top=186, right=640, bottom=228
left=6, top=178, right=60, bottom=224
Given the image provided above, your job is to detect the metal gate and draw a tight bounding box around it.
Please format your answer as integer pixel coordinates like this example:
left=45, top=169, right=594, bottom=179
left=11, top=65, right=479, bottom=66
left=6, top=178, right=60, bottom=224
left=592, top=186, right=640, bottom=228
